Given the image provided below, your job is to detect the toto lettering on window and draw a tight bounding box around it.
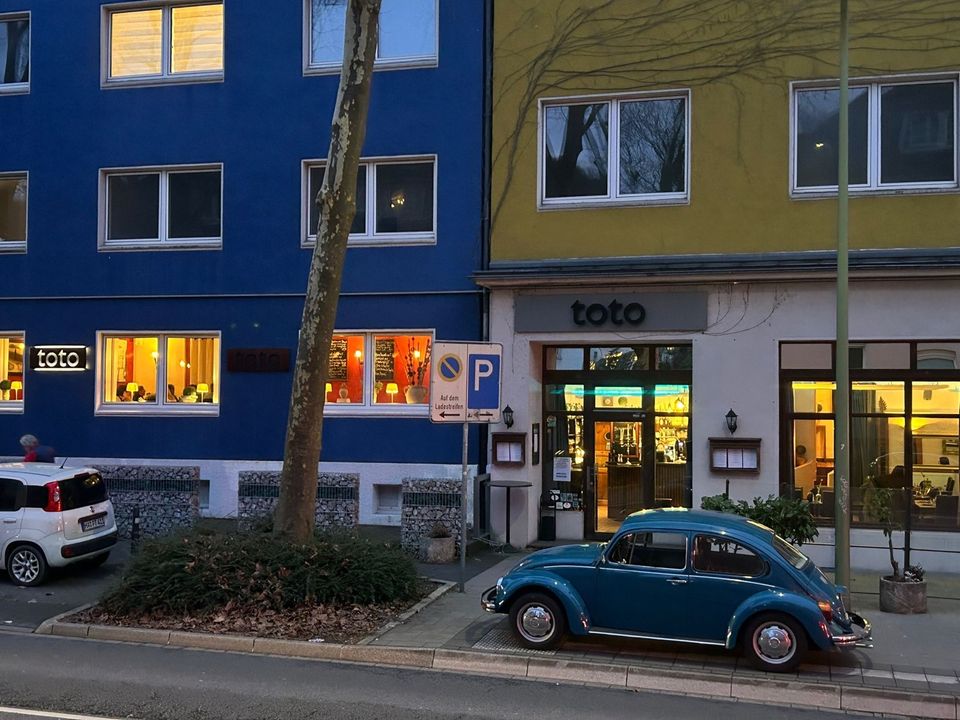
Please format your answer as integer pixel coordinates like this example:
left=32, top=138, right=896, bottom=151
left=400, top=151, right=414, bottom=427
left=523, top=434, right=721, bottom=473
left=571, top=300, right=646, bottom=327
left=28, top=346, right=89, bottom=372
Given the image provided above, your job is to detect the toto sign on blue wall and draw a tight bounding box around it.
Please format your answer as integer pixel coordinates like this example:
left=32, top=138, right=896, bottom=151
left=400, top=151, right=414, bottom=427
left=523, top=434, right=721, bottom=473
left=29, top=346, right=89, bottom=372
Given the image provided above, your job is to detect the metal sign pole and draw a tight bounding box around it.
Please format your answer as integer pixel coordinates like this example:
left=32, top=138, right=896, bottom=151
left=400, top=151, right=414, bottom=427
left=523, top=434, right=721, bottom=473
left=460, top=420, right=469, bottom=593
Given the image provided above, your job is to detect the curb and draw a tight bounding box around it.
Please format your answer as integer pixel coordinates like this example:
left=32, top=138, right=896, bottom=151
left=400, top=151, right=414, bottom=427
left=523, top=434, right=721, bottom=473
left=35, top=621, right=960, bottom=720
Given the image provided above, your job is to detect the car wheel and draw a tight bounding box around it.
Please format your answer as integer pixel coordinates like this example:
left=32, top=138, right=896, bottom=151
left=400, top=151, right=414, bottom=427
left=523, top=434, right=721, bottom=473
left=7, top=545, right=48, bottom=587
left=743, top=613, right=807, bottom=673
left=509, top=592, right=566, bottom=650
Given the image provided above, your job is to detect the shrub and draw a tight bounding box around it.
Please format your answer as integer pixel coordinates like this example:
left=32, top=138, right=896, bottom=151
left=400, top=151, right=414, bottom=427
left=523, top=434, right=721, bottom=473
left=700, top=494, right=818, bottom=547
left=101, top=530, right=420, bottom=616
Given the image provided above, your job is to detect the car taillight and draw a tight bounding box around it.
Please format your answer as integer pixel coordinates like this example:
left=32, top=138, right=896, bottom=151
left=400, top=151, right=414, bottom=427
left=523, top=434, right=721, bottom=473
left=44, top=481, right=62, bottom=512
left=817, top=600, right=833, bottom=623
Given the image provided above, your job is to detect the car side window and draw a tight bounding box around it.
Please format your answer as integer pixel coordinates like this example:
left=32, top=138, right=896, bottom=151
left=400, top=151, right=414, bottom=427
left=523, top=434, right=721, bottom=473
left=607, top=533, right=636, bottom=564
left=693, top=534, right=767, bottom=577
left=0, top=478, right=24, bottom=512
left=630, top=532, right=687, bottom=570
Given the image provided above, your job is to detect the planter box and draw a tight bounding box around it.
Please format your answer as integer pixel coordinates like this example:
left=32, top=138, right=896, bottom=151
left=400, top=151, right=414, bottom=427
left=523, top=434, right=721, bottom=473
left=420, top=536, right=456, bottom=564
left=879, top=576, right=927, bottom=614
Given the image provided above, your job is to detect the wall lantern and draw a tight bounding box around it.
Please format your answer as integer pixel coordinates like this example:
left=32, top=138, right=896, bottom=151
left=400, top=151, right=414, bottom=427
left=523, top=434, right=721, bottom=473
left=502, top=405, right=515, bottom=428
left=725, top=408, right=739, bottom=434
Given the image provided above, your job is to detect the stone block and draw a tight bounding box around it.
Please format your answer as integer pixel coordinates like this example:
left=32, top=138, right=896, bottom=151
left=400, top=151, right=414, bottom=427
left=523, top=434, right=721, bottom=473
left=732, top=678, right=841, bottom=709
left=167, top=631, right=255, bottom=652
left=627, top=666, right=731, bottom=697
left=434, top=649, right=529, bottom=677
left=841, top=687, right=957, bottom=719
left=526, top=658, right=627, bottom=686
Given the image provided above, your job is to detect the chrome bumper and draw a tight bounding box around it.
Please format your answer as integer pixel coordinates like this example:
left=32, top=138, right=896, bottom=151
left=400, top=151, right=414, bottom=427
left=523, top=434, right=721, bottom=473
left=832, top=611, right=872, bottom=648
left=481, top=586, right=498, bottom=613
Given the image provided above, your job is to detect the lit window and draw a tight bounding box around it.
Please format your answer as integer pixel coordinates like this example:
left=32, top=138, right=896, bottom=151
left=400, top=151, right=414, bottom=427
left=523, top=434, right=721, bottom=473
left=304, top=158, right=435, bottom=246
left=0, top=334, right=25, bottom=411
left=306, top=0, right=436, bottom=72
left=99, top=333, right=220, bottom=413
left=326, top=332, right=432, bottom=412
left=105, top=2, right=223, bottom=85
left=0, top=13, right=30, bottom=93
left=0, top=173, right=27, bottom=251
left=793, top=76, right=957, bottom=193
left=102, top=165, right=222, bottom=249
left=541, top=92, right=690, bottom=207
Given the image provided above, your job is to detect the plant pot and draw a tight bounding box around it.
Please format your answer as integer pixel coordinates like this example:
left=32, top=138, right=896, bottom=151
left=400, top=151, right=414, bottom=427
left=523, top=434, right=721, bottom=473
left=420, top=535, right=456, bottom=564
left=879, top=576, right=927, bottom=614
left=405, top=385, right=428, bottom=404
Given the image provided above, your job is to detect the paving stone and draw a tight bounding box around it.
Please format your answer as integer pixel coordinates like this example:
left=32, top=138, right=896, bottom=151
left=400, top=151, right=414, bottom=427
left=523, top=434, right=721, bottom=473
left=840, top=686, right=957, bottom=719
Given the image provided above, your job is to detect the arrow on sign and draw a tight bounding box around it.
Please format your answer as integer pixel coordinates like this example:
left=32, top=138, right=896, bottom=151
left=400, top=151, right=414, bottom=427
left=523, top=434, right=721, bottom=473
left=439, top=411, right=464, bottom=419
left=472, top=411, right=495, bottom=419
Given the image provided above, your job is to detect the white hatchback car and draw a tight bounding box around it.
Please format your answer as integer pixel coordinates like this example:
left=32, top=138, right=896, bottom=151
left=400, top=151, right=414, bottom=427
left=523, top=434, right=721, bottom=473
left=0, top=463, right=118, bottom=586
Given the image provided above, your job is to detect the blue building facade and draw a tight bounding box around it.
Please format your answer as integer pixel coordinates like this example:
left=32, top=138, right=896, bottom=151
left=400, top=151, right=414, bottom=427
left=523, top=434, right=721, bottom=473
left=0, top=0, right=486, bottom=520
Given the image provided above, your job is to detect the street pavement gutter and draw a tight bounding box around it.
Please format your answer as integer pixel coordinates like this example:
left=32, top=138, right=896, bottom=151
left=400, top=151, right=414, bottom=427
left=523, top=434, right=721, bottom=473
left=30, top=617, right=957, bottom=720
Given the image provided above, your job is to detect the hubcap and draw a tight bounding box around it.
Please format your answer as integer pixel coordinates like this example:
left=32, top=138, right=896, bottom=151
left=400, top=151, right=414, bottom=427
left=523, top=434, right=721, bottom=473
left=753, top=622, right=795, bottom=663
left=11, top=549, right=40, bottom=584
left=518, top=604, right=554, bottom=642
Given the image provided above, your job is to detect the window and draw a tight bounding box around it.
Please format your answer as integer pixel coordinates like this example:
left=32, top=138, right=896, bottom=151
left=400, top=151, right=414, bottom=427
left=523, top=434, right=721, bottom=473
left=607, top=531, right=687, bottom=569
left=693, top=535, right=766, bottom=577
left=303, top=158, right=435, bottom=246
left=0, top=13, right=29, bottom=93
left=0, top=334, right=25, bottom=412
left=326, top=332, right=432, bottom=413
left=104, top=2, right=223, bottom=86
left=540, top=92, right=690, bottom=207
left=0, top=173, right=26, bottom=252
left=97, top=332, right=220, bottom=414
left=793, top=76, right=958, bottom=194
left=101, top=165, right=222, bottom=249
left=0, top=478, right=23, bottom=511
left=306, top=0, right=437, bottom=73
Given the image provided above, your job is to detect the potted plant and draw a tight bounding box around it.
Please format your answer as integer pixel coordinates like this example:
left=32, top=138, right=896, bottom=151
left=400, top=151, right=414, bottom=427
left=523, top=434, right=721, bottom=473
left=420, top=522, right=456, bottom=563
left=700, top=494, right=818, bottom=547
left=0, top=379, right=9, bottom=401
left=404, top=338, right=431, bottom=404
left=865, top=485, right=927, bottom=613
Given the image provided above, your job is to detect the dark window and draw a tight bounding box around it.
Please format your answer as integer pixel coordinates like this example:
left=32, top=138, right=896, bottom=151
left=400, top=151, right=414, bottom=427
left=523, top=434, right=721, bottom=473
left=57, top=473, right=108, bottom=511
left=619, top=97, right=686, bottom=194
left=309, top=165, right=365, bottom=236
left=25, top=484, right=47, bottom=509
left=693, top=535, right=766, bottom=576
left=0, top=478, right=23, bottom=511
left=544, top=103, right=609, bottom=199
left=0, top=175, right=27, bottom=244
left=108, top=174, right=159, bottom=241
left=608, top=531, right=686, bottom=569
left=375, top=162, right=433, bottom=234
left=795, top=87, right=869, bottom=187
left=0, top=17, right=29, bottom=86
left=656, top=346, right=692, bottom=370
left=880, top=82, right=955, bottom=185
left=168, top=170, right=221, bottom=239
left=589, top=347, right=649, bottom=371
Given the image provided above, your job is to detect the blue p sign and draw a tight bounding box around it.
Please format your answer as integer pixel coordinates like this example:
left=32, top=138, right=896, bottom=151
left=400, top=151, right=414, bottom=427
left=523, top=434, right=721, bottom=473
left=468, top=354, right=500, bottom=410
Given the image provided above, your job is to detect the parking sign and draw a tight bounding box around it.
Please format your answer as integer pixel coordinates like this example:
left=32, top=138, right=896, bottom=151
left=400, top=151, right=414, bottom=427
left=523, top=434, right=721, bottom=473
left=430, top=342, right=502, bottom=423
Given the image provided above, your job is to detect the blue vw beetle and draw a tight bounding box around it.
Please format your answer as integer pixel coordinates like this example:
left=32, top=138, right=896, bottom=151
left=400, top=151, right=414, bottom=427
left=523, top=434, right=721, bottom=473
left=482, top=508, right=870, bottom=672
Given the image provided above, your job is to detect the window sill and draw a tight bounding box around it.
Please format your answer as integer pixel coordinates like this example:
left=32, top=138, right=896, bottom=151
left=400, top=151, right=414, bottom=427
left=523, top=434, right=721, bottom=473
left=538, top=195, right=690, bottom=211
left=791, top=184, right=959, bottom=200
left=95, top=404, right=220, bottom=418
left=0, top=243, right=26, bottom=254
left=324, top=404, right=429, bottom=419
left=0, top=403, right=24, bottom=414
left=0, top=84, right=29, bottom=95
left=101, top=73, right=224, bottom=90
left=99, top=240, right=222, bottom=252
left=303, top=233, right=436, bottom=249
left=304, top=57, right=437, bottom=76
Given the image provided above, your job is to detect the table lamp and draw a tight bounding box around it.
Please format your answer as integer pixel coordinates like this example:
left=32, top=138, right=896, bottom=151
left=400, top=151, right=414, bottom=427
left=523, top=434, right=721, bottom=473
left=325, top=382, right=332, bottom=398
left=386, top=382, right=399, bottom=403
left=196, top=383, right=209, bottom=402
left=10, top=381, right=22, bottom=400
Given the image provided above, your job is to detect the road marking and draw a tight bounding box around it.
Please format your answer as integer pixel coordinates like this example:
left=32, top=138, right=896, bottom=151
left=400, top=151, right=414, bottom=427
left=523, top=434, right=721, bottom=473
left=0, top=708, right=134, bottom=720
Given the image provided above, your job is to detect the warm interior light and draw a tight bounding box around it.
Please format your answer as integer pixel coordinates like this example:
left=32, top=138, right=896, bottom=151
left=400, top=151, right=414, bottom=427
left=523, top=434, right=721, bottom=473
left=413, top=349, right=421, bottom=360
left=676, top=398, right=685, bottom=411
left=196, top=383, right=209, bottom=393
left=354, top=349, right=363, bottom=360
left=10, top=381, right=22, bottom=391
left=815, top=142, right=825, bottom=149
left=390, top=190, right=405, bottom=208
left=386, top=382, right=399, bottom=403
left=325, top=382, right=332, bottom=394
left=151, top=351, right=159, bottom=361
left=126, top=382, right=139, bottom=392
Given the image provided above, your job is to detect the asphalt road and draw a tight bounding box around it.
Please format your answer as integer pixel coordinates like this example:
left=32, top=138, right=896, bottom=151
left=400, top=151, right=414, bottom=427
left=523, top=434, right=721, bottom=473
left=0, top=632, right=855, bottom=720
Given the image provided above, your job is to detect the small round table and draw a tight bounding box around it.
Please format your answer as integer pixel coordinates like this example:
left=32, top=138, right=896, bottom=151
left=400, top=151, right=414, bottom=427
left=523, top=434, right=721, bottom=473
left=489, top=479, right=533, bottom=550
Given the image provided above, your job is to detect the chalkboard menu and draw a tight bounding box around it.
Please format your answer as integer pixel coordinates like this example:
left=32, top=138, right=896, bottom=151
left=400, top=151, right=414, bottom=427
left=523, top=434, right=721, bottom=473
left=375, top=338, right=395, bottom=382
left=329, top=338, right=348, bottom=381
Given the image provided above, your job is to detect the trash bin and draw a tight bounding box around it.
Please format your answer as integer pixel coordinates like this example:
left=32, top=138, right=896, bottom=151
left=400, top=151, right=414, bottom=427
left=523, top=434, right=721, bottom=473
left=539, top=490, right=558, bottom=541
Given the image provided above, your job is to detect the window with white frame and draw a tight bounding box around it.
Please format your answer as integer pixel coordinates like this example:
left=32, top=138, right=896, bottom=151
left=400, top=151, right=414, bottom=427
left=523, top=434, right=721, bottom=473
left=0, top=334, right=25, bottom=412
left=304, top=158, right=435, bottom=246
left=0, top=172, right=27, bottom=251
left=793, top=76, right=958, bottom=194
left=104, top=1, right=223, bottom=85
left=306, top=0, right=437, bottom=73
left=101, top=165, right=222, bottom=249
left=0, top=13, right=30, bottom=93
left=97, top=332, right=220, bottom=414
left=540, top=92, right=690, bottom=207
left=326, top=332, right=432, bottom=412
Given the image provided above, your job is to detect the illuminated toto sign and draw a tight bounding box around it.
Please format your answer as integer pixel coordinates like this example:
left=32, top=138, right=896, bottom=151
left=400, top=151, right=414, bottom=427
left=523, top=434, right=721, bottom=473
left=571, top=299, right=646, bottom=327
left=29, top=345, right=89, bottom=372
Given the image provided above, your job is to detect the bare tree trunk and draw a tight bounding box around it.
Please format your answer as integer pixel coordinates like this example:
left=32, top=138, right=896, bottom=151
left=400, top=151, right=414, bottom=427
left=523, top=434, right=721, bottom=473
left=274, top=0, right=381, bottom=543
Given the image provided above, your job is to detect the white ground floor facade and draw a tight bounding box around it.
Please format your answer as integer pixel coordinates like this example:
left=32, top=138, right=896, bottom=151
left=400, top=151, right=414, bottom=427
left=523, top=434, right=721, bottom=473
left=483, top=276, right=960, bottom=572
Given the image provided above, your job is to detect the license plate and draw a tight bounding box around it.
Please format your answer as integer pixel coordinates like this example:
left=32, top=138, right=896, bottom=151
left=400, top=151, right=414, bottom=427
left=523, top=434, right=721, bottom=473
left=80, top=514, right=106, bottom=532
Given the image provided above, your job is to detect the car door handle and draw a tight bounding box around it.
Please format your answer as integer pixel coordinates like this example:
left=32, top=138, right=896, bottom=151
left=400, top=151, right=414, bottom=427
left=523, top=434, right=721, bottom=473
left=666, top=577, right=688, bottom=585
left=2, top=519, right=17, bottom=524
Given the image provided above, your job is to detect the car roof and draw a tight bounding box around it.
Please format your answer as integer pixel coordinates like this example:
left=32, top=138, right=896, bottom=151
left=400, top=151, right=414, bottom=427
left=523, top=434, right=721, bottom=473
left=619, top=508, right=775, bottom=543
left=0, top=462, right=98, bottom=485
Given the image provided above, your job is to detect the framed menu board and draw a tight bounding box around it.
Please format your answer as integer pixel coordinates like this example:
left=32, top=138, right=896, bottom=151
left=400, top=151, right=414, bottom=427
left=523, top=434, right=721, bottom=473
left=329, top=338, right=348, bottom=381
left=375, top=338, right=395, bottom=382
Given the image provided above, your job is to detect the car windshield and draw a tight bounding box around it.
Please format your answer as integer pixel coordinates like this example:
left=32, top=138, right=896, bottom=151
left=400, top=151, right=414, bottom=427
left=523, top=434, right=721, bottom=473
left=772, top=534, right=809, bottom=570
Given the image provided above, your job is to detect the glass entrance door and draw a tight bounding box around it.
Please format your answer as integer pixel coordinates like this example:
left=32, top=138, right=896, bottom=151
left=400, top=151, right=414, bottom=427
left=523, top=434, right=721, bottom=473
left=593, top=417, right=646, bottom=534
